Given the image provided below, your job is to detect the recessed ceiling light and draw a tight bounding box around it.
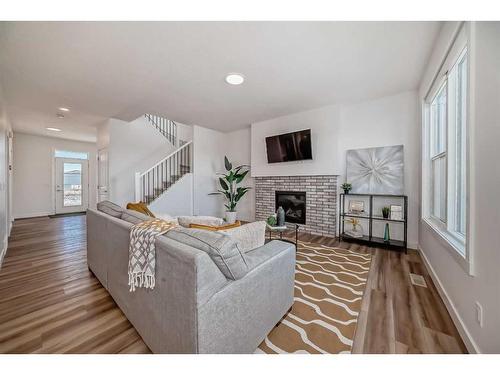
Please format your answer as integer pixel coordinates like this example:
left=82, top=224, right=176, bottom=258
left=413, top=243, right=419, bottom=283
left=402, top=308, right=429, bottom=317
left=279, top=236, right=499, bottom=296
left=56, top=113, right=65, bottom=119
left=58, top=107, right=70, bottom=112
left=225, top=73, right=245, bottom=85
left=46, top=127, right=62, bottom=132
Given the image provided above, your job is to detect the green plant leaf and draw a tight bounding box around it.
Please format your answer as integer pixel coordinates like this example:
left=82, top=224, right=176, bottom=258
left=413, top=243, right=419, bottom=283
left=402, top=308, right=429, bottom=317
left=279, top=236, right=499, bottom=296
left=235, top=170, right=249, bottom=183
left=224, top=156, right=232, bottom=171
left=226, top=171, right=235, bottom=183
left=219, top=177, right=229, bottom=191
left=234, top=187, right=250, bottom=202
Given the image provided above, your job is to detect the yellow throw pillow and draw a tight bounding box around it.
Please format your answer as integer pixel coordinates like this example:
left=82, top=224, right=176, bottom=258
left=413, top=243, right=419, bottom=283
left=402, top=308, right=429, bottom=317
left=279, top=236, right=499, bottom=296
left=126, top=202, right=156, bottom=218
left=189, top=221, right=241, bottom=231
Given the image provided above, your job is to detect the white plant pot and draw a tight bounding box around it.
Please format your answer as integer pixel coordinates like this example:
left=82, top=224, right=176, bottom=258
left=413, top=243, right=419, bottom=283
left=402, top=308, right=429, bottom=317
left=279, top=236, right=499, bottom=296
left=225, top=211, right=237, bottom=224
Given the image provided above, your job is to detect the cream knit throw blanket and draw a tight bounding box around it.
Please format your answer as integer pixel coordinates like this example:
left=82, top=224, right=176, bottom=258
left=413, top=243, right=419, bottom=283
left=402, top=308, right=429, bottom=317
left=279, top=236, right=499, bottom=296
left=128, top=219, right=178, bottom=292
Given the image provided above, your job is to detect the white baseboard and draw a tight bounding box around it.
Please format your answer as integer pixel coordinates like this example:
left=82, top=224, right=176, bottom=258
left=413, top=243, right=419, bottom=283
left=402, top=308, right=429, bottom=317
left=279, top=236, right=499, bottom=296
left=0, top=235, right=7, bottom=270
left=418, top=246, right=480, bottom=353
left=14, top=211, right=52, bottom=219
left=408, top=242, right=419, bottom=250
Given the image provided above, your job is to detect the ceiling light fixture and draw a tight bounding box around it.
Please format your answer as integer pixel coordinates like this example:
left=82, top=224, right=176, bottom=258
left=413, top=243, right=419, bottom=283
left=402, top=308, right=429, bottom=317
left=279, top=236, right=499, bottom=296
left=58, top=107, right=70, bottom=112
left=56, top=113, right=65, bottom=119
left=46, top=127, right=62, bottom=132
left=225, top=73, right=245, bottom=85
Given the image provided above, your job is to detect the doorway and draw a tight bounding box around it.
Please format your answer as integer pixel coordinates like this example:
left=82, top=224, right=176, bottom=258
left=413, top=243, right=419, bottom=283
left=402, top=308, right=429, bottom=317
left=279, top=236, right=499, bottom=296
left=54, top=157, right=89, bottom=214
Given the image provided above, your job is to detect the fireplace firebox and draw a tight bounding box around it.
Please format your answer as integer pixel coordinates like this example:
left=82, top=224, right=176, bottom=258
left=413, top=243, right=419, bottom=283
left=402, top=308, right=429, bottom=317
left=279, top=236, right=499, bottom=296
left=275, top=191, right=306, bottom=224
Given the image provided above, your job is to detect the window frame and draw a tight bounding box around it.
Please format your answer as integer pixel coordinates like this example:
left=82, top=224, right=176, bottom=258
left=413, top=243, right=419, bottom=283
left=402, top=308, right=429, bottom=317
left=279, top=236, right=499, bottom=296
left=422, top=24, right=472, bottom=273
left=429, top=80, right=448, bottom=224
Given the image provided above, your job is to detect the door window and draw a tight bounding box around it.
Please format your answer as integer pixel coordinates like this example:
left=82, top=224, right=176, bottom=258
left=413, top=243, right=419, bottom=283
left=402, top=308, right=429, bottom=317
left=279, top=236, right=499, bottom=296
left=63, top=163, right=82, bottom=207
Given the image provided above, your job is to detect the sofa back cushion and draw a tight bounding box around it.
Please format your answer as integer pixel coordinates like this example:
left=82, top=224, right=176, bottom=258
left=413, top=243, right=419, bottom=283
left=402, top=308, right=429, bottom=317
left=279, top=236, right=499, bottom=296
left=97, top=200, right=123, bottom=218
left=165, top=228, right=248, bottom=280
left=121, top=209, right=152, bottom=225
left=219, top=221, right=266, bottom=253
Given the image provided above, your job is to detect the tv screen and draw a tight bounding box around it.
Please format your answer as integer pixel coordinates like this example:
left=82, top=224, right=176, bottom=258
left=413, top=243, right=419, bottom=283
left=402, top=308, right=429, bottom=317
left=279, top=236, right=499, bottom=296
left=265, top=129, right=312, bottom=163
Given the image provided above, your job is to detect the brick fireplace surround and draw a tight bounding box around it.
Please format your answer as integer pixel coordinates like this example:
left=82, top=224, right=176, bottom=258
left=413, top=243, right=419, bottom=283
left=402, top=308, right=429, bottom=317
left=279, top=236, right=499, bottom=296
left=255, top=175, right=338, bottom=237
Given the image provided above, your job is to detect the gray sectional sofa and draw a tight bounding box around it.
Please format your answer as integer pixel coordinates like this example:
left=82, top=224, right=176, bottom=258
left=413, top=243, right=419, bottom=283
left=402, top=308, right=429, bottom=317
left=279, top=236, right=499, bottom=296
left=86, top=202, right=296, bottom=353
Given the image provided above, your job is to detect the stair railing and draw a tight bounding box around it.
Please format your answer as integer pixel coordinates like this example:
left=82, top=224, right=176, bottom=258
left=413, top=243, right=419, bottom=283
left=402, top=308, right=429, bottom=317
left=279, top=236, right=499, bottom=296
left=135, top=141, right=193, bottom=204
left=144, top=114, right=178, bottom=146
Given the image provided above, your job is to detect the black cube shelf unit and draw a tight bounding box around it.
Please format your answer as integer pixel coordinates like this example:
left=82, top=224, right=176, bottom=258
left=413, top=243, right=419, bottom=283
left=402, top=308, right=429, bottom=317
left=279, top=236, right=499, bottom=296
left=339, top=193, right=408, bottom=252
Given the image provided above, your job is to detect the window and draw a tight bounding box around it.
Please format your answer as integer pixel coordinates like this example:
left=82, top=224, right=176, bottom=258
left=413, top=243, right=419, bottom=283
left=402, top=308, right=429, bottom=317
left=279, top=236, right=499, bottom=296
left=54, top=150, right=89, bottom=160
left=423, top=30, right=468, bottom=258
left=429, top=82, right=447, bottom=222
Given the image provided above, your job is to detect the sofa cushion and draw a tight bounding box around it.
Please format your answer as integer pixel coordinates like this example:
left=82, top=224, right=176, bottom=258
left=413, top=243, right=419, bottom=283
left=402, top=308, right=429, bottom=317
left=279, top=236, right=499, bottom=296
left=219, top=221, right=266, bottom=253
left=97, top=200, right=123, bottom=218
left=121, top=209, right=152, bottom=224
left=165, top=227, right=248, bottom=280
left=177, top=216, right=224, bottom=228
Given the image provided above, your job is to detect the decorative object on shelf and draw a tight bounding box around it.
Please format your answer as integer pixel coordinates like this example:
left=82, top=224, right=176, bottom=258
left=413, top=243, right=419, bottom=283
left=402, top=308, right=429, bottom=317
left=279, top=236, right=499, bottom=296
left=340, top=182, right=352, bottom=194
left=349, top=200, right=365, bottom=214
left=346, top=145, right=404, bottom=194
left=266, top=214, right=277, bottom=226
left=339, top=193, right=408, bottom=252
left=383, top=223, right=391, bottom=242
left=276, top=206, right=285, bottom=226
left=208, top=156, right=251, bottom=224
left=390, top=205, right=403, bottom=220
left=382, top=206, right=390, bottom=219
left=344, top=217, right=364, bottom=238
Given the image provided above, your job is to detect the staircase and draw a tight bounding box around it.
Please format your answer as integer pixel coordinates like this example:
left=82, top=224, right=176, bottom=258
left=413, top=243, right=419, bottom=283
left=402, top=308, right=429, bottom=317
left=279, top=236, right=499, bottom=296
left=135, top=114, right=192, bottom=205
left=144, top=114, right=177, bottom=146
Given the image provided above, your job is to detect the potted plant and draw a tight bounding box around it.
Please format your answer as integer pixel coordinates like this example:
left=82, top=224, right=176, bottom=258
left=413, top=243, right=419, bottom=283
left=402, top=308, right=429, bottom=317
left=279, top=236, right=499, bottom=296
left=382, top=206, right=390, bottom=219
left=209, top=156, right=251, bottom=224
left=341, top=182, right=352, bottom=194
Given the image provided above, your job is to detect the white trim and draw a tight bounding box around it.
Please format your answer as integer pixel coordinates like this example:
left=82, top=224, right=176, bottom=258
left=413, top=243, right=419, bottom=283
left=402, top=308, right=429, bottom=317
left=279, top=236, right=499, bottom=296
left=14, top=211, right=53, bottom=219
left=421, top=218, right=472, bottom=275
left=418, top=245, right=480, bottom=354
left=422, top=23, right=472, bottom=273
left=0, top=235, right=7, bottom=269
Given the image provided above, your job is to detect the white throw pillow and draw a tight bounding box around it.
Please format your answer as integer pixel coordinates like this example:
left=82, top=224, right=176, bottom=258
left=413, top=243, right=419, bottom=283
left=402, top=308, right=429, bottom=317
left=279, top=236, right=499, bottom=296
left=220, top=221, right=266, bottom=253
left=177, top=215, right=225, bottom=228
left=155, top=213, right=178, bottom=224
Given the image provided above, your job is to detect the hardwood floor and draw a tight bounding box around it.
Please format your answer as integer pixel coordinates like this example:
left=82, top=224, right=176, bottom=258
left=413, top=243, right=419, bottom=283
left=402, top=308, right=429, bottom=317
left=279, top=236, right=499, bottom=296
left=0, top=215, right=466, bottom=354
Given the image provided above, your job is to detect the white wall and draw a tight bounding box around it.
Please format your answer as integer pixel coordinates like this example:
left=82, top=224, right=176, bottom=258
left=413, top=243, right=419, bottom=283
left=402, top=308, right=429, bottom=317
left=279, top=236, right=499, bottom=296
left=418, top=21, right=500, bottom=354
left=338, top=91, right=419, bottom=248
left=249, top=91, right=419, bottom=247
left=192, top=125, right=226, bottom=218
left=0, top=82, right=13, bottom=266
left=12, top=132, right=97, bottom=218
left=105, top=117, right=177, bottom=206
left=149, top=173, right=193, bottom=217
left=226, top=127, right=255, bottom=222
left=190, top=126, right=256, bottom=222
left=251, top=105, right=340, bottom=177
left=104, top=116, right=193, bottom=207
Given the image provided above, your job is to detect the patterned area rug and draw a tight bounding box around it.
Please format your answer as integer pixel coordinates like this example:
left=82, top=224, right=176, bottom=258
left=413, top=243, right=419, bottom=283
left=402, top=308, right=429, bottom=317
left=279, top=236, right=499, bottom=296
left=257, top=240, right=372, bottom=354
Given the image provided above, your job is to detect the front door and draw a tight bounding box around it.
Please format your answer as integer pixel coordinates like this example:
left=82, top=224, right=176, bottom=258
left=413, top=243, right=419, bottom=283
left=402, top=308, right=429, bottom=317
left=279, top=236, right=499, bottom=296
left=55, top=158, right=89, bottom=214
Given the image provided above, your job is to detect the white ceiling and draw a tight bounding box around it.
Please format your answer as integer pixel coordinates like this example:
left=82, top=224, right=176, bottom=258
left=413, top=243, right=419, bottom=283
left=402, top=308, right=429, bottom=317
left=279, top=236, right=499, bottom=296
left=0, top=21, right=441, bottom=141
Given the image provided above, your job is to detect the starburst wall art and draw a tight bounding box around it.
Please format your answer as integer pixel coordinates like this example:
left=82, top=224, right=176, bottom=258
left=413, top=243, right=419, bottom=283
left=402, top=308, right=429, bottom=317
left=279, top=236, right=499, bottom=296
left=346, top=145, right=404, bottom=194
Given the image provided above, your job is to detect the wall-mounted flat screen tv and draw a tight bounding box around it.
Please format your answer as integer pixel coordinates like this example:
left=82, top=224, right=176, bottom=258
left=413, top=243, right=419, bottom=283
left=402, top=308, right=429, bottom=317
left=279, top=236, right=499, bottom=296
left=265, top=129, right=312, bottom=163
